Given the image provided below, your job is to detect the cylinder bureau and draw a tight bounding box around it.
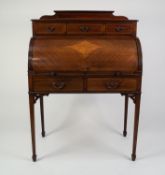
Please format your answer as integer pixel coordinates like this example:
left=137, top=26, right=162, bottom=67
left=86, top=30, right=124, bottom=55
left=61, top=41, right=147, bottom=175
left=28, top=11, right=142, bottom=161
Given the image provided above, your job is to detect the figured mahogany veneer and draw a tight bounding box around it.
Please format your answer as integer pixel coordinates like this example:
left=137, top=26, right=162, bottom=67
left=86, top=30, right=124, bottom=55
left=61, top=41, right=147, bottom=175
left=32, top=76, right=83, bottom=92
left=87, top=78, right=138, bottom=92
left=33, top=22, right=136, bottom=36
left=33, top=22, right=66, bottom=35
left=28, top=11, right=142, bottom=162
left=67, top=23, right=105, bottom=34
left=30, top=38, right=139, bottom=73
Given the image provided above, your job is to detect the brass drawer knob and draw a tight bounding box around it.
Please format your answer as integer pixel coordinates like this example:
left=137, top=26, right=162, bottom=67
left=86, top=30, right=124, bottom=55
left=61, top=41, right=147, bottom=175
left=47, top=26, right=56, bottom=33
left=106, top=80, right=121, bottom=89
left=115, top=27, right=124, bottom=32
left=80, top=25, right=90, bottom=32
left=52, top=81, right=65, bottom=89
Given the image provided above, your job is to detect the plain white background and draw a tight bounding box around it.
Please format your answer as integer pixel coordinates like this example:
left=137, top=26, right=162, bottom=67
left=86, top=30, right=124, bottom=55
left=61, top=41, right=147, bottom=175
left=0, top=0, right=165, bottom=174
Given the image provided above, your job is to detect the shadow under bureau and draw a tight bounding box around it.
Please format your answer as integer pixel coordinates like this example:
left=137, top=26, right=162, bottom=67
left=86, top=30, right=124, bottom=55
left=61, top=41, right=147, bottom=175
left=28, top=11, right=142, bottom=161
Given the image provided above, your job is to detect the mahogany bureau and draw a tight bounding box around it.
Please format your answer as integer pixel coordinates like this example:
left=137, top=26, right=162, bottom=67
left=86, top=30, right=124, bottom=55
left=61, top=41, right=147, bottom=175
left=28, top=11, right=142, bottom=161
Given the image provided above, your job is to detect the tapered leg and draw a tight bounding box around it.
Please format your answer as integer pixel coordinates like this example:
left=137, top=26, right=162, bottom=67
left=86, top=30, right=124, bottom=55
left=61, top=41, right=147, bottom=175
left=123, top=95, right=128, bottom=137
left=131, top=94, right=141, bottom=161
left=40, top=96, right=46, bottom=137
left=29, top=95, right=37, bottom=162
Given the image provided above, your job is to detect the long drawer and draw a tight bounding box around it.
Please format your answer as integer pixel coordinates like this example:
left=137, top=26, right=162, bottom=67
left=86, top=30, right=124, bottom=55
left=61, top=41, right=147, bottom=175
left=31, top=75, right=138, bottom=93
left=87, top=78, right=137, bottom=92
left=32, top=76, right=83, bottom=92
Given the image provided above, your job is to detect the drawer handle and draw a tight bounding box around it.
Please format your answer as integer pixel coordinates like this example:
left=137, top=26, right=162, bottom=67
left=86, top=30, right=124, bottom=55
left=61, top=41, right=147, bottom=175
left=52, top=81, right=65, bottom=89
left=115, top=27, right=125, bottom=32
left=47, top=26, right=55, bottom=33
left=106, top=80, right=121, bottom=89
left=80, top=25, right=89, bottom=32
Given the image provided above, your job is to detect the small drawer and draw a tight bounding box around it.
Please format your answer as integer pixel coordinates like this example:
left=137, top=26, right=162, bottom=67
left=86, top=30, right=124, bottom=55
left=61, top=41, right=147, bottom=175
left=106, top=23, right=135, bottom=35
left=87, top=78, right=137, bottom=92
left=67, top=23, right=105, bottom=34
left=32, top=76, right=83, bottom=92
left=33, top=22, right=66, bottom=35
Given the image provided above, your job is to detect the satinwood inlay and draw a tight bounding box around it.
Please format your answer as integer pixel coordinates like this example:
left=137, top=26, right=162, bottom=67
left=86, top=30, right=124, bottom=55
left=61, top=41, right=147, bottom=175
left=67, top=40, right=101, bottom=58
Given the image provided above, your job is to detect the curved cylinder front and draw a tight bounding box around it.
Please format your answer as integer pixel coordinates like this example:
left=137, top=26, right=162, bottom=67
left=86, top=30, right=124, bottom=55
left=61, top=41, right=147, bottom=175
left=28, top=37, right=141, bottom=73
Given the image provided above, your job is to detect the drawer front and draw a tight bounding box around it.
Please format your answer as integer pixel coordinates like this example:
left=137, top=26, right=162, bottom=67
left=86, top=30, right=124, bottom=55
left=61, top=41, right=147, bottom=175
left=33, top=22, right=66, bottom=35
left=32, top=76, right=83, bottom=92
left=67, top=23, right=105, bottom=34
left=87, top=78, right=137, bottom=92
left=106, top=23, right=136, bottom=35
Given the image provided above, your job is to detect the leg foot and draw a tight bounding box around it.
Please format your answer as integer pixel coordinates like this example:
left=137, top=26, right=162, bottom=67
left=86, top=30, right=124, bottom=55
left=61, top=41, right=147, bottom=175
left=41, top=131, right=46, bottom=137
left=32, top=154, right=37, bottom=162
left=131, top=154, right=136, bottom=161
left=123, top=130, right=127, bottom=137
left=29, top=95, right=37, bottom=162
left=132, top=94, right=141, bottom=162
